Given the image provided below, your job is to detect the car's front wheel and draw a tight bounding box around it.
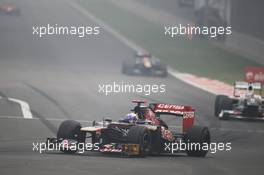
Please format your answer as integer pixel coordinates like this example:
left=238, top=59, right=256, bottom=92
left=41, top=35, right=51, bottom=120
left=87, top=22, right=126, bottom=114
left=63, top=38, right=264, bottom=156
left=218, top=96, right=233, bottom=120
left=57, top=120, right=85, bottom=154
left=122, top=61, right=133, bottom=75
left=127, top=126, right=151, bottom=157
left=214, top=95, right=227, bottom=117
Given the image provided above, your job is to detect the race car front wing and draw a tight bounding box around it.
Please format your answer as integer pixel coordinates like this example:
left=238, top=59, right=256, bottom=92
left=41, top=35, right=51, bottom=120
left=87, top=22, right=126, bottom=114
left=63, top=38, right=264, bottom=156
left=45, top=138, right=141, bottom=155
left=219, top=110, right=264, bottom=120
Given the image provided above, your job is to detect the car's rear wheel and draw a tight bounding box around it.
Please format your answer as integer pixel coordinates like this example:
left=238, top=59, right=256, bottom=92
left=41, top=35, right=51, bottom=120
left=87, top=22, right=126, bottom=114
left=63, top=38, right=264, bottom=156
left=185, top=126, right=210, bottom=157
left=57, top=120, right=85, bottom=154
left=159, top=65, right=168, bottom=78
left=127, top=126, right=151, bottom=157
left=150, top=127, right=162, bottom=154
left=122, top=61, right=133, bottom=75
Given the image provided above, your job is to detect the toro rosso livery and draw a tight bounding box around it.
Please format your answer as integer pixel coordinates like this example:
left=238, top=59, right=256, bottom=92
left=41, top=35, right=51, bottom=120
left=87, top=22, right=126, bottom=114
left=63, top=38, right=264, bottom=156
left=215, top=82, right=264, bottom=120
left=122, top=52, right=168, bottom=77
left=47, top=100, right=210, bottom=157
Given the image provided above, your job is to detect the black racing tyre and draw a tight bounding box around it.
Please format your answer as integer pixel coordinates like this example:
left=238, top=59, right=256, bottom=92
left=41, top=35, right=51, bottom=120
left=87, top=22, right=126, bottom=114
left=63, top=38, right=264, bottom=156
left=185, top=126, right=210, bottom=157
left=218, top=96, right=233, bottom=120
left=122, top=61, right=133, bottom=75
left=214, top=95, right=227, bottom=117
left=160, top=65, right=168, bottom=78
left=150, top=127, right=162, bottom=154
left=57, top=120, right=85, bottom=154
left=127, top=126, right=151, bottom=157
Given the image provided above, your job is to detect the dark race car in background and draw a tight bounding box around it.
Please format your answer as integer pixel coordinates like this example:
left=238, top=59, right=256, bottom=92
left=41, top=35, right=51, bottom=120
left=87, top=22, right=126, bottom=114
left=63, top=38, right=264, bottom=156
left=122, top=52, right=168, bottom=77
left=0, top=3, right=20, bottom=16
left=46, top=100, right=210, bottom=157
left=215, top=81, right=264, bottom=120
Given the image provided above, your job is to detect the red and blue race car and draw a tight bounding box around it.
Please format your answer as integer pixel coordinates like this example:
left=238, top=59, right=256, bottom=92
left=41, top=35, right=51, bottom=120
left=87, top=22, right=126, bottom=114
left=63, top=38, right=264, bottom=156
left=46, top=100, right=210, bottom=157
left=0, top=3, right=20, bottom=16
left=122, top=52, right=168, bottom=77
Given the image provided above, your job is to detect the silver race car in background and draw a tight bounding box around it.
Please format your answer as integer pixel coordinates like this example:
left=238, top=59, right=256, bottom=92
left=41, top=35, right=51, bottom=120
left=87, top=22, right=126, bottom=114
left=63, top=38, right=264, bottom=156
left=122, top=52, right=168, bottom=77
left=215, top=81, right=264, bottom=120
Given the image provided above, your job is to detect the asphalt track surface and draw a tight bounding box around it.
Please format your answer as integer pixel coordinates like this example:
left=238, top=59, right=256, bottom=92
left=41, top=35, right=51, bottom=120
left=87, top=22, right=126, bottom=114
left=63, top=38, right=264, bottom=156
left=0, top=0, right=263, bottom=175
left=137, top=0, right=195, bottom=21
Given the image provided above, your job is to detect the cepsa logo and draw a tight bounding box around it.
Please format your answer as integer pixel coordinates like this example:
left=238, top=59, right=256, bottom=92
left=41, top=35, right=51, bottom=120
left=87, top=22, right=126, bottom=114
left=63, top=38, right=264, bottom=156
left=245, top=67, right=264, bottom=84
left=155, top=104, right=189, bottom=115
left=157, top=104, right=185, bottom=110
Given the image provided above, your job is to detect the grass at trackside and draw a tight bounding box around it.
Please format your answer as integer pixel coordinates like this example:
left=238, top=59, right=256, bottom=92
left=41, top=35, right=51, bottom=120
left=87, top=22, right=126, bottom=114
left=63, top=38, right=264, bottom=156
left=77, top=0, right=260, bottom=84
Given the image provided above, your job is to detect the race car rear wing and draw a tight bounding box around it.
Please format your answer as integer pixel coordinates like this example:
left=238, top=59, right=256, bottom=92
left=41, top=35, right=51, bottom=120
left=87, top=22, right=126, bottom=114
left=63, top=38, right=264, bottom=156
left=235, top=81, right=262, bottom=90
left=151, top=103, right=195, bottom=133
left=234, top=81, right=262, bottom=97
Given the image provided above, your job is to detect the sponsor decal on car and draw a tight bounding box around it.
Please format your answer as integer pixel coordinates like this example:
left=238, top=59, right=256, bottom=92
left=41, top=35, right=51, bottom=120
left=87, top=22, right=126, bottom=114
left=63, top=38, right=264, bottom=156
left=245, top=67, right=264, bottom=84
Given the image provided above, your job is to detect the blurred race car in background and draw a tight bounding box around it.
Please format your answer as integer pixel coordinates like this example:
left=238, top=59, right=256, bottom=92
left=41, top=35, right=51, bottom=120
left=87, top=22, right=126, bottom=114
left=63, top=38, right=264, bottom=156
left=0, top=3, right=20, bottom=16
left=215, top=81, right=264, bottom=120
left=122, top=52, right=168, bottom=77
left=47, top=100, right=210, bottom=157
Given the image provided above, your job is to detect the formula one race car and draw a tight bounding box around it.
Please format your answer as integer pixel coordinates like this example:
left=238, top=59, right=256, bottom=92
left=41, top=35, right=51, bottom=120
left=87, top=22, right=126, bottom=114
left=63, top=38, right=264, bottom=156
left=215, top=81, right=264, bottom=120
left=122, top=52, right=168, bottom=77
left=46, top=100, right=210, bottom=157
left=0, top=3, right=20, bottom=16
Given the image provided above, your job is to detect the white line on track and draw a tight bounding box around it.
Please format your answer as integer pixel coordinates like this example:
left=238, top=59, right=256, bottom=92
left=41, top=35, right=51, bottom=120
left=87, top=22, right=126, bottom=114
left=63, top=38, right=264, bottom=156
left=67, top=0, right=142, bottom=51
left=0, top=97, right=33, bottom=119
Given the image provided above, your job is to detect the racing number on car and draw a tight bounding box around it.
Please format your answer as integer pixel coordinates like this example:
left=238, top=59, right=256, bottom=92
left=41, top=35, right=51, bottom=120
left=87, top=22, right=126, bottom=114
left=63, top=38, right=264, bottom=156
left=183, top=112, right=194, bottom=119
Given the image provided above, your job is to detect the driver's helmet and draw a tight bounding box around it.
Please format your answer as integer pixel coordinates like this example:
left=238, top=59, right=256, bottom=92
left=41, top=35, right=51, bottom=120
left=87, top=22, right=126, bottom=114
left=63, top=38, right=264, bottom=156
left=133, top=106, right=145, bottom=119
left=246, top=83, right=254, bottom=98
left=123, top=113, right=138, bottom=123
